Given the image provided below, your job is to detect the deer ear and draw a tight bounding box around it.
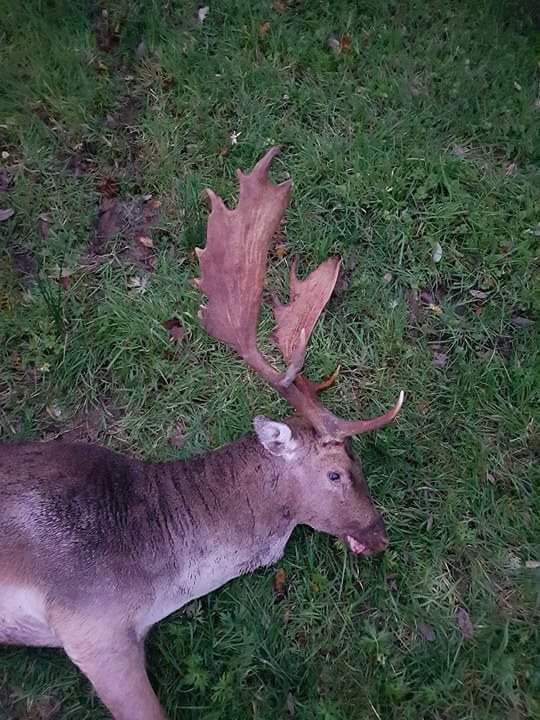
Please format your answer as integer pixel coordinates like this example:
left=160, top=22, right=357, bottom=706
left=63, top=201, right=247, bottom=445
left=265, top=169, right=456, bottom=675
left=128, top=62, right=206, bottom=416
left=253, top=416, right=296, bottom=456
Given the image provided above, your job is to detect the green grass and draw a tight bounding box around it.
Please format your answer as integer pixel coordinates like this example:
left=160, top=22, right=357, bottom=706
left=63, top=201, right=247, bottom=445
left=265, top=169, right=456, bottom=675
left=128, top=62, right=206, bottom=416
left=1, top=0, right=539, bottom=718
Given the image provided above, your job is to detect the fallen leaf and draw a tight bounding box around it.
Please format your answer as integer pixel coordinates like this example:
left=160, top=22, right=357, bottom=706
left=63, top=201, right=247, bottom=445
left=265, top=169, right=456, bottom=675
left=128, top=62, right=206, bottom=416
left=513, top=81, right=522, bottom=92
left=1, top=150, right=10, bottom=160
left=326, top=33, right=340, bottom=51
left=168, top=423, right=185, bottom=449
left=95, top=196, right=120, bottom=245
left=469, top=289, right=489, bottom=300
left=286, top=691, right=295, bottom=717
left=418, top=622, right=436, bottom=641
left=97, top=176, right=119, bottom=198
left=525, top=560, right=540, bottom=569
left=383, top=272, right=393, bottom=284
left=432, top=242, right=443, bottom=263
left=0, top=208, right=14, bottom=222
left=272, top=568, right=287, bottom=602
left=428, top=303, right=443, bottom=316
left=162, top=317, right=184, bottom=343
left=511, top=315, right=533, bottom=328
left=339, top=34, right=352, bottom=51
left=455, top=606, right=474, bottom=640
left=135, top=40, right=146, bottom=59
left=137, top=235, right=154, bottom=249
left=198, top=6, right=209, bottom=23
left=258, top=21, right=271, bottom=36
left=38, top=213, right=49, bottom=241
left=432, top=351, right=448, bottom=369
left=272, top=0, right=287, bottom=13
left=274, top=243, right=287, bottom=259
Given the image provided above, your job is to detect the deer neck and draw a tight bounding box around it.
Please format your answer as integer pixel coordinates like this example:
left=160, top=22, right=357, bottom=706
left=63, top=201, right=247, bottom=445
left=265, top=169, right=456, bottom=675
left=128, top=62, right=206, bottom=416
left=138, top=435, right=296, bottom=631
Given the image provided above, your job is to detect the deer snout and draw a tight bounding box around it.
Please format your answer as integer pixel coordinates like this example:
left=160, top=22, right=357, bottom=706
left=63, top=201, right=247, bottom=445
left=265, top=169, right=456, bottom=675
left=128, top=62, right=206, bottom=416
left=345, top=516, right=389, bottom=556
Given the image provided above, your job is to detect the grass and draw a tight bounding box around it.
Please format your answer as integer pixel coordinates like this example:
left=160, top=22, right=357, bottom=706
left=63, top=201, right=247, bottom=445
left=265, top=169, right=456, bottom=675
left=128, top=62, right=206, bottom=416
left=1, top=0, right=539, bottom=718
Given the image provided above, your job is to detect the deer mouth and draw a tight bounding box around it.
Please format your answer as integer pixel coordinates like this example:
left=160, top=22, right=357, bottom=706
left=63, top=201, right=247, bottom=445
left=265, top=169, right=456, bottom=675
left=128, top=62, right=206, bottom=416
left=345, top=533, right=388, bottom=556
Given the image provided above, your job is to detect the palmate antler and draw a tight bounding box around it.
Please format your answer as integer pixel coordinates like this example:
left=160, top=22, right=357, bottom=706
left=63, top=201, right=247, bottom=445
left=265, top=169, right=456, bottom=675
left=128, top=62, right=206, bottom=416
left=193, top=147, right=403, bottom=440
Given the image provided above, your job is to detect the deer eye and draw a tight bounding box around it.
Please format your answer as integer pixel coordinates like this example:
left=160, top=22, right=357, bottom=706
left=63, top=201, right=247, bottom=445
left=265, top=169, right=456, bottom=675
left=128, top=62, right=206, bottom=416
left=327, top=471, right=341, bottom=482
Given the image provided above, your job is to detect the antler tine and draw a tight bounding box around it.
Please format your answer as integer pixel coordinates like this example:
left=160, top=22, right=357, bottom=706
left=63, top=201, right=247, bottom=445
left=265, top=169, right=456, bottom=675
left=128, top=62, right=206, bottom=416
left=271, top=254, right=404, bottom=438
left=195, top=146, right=404, bottom=440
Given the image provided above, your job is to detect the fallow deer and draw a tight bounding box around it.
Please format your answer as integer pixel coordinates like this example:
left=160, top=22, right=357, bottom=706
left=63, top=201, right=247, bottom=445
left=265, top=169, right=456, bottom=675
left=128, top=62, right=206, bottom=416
left=0, top=147, right=403, bottom=719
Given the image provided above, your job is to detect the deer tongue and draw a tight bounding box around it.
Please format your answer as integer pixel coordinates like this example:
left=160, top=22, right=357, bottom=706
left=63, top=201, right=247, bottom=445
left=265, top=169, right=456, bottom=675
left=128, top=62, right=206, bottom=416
left=346, top=536, right=367, bottom=555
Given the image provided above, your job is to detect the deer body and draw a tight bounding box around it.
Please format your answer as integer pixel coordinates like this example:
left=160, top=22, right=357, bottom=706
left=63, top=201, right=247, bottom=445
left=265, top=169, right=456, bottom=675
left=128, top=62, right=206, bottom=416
left=1, top=148, right=403, bottom=719
left=0, top=435, right=296, bottom=642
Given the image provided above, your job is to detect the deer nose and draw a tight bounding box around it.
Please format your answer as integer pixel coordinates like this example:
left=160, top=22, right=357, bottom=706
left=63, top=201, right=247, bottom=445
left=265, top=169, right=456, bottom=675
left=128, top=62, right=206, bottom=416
left=367, top=517, right=389, bottom=554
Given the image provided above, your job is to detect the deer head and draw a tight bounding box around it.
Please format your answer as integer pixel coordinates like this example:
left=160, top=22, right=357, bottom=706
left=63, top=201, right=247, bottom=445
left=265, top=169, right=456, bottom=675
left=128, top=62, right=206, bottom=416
left=194, top=147, right=403, bottom=555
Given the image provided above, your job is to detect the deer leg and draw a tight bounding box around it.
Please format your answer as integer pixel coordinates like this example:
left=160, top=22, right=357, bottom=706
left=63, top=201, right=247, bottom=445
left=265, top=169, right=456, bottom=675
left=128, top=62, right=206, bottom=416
left=57, top=621, right=166, bottom=720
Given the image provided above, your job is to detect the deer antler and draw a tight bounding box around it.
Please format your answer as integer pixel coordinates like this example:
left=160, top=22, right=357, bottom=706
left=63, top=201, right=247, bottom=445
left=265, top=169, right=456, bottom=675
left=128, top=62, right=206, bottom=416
left=194, top=146, right=403, bottom=439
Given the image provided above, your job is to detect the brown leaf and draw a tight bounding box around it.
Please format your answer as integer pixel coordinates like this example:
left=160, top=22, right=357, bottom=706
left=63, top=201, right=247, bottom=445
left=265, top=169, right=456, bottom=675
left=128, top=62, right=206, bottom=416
left=97, top=176, right=119, bottom=198
left=162, top=317, right=185, bottom=343
left=38, top=213, right=49, bottom=241
left=0, top=208, right=14, bottom=222
left=272, top=568, right=287, bottom=602
left=168, top=423, right=185, bottom=449
left=455, top=606, right=474, bottom=640
left=95, top=196, right=120, bottom=245
left=339, top=34, right=352, bottom=52
left=258, top=21, right=271, bottom=36
left=418, top=622, right=436, bottom=641
left=274, top=243, right=287, bottom=259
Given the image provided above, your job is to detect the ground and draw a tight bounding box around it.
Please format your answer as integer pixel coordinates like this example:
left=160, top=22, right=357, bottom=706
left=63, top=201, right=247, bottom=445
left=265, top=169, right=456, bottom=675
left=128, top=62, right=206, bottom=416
left=0, top=1, right=539, bottom=719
